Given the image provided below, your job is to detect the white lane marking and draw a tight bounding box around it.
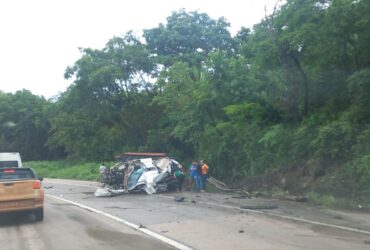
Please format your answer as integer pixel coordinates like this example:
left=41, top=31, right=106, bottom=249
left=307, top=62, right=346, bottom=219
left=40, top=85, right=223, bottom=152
left=46, top=194, right=193, bottom=250
left=158, top=194, right=370, bottom=236
left=46, top=180, right=370, bottom=236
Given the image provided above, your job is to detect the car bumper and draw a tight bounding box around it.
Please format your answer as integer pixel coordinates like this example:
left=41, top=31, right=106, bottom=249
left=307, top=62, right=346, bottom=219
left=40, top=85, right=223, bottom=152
left=0, top=198, right=44, bottom=213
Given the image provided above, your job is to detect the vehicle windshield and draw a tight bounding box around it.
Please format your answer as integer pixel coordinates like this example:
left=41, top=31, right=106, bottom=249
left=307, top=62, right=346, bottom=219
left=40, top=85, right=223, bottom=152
left=0, top=168, right=35, bottom=181
left=0, top=161, right=19, bottom=168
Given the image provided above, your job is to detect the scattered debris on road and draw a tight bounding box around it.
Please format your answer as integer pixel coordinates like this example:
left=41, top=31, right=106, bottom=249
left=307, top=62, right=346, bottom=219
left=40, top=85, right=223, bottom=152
left=208, top=177, right=251, bottom=198
left=208, top=177, right=309, bottom=204
left=240, top=204, right=278, bottom=210
left=174, top=196, right=185, bottom=202
left=232, top=195, right=250, bottom=199
left=208, top=177, right=239, bottom=192
left=94, top=187, right=125, bottom=197
left=281, top=195, right=308, bottom=202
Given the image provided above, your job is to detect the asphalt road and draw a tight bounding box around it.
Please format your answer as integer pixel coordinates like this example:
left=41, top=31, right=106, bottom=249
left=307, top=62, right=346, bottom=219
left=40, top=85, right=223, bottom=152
left=1, top=178, right=370, bottom=250
left=0, top=196, right=175, bottom=250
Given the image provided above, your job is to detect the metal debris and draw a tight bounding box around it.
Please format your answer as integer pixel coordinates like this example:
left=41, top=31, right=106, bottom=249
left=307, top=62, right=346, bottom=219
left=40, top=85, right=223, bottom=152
left=174, top=196, right=185, bottom=202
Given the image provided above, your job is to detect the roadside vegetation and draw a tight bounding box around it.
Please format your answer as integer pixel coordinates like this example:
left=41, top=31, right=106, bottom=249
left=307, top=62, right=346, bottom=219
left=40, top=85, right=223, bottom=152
left=26, top=161, right=102, bottom=181
left=1, top=0, right=370, bottom=206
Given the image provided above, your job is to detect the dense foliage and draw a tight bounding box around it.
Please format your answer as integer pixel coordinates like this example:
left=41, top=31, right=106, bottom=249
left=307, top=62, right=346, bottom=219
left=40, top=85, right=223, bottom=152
left=1, top=0, right=370, bottom=199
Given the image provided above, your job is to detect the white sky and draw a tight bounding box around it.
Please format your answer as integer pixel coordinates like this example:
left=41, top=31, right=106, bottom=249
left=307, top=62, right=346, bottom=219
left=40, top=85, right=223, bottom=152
left=0, top=0, right=275, bottom=98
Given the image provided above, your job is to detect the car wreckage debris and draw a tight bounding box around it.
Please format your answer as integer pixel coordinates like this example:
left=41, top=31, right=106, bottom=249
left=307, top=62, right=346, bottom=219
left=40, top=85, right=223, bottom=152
left=95, top=155, right=183, bottom=197
left=232, top=195, right=250, bottom=199
left=94, top=187, right=126, bottom=197
left=174, top=196, right=185, bottom=202
left=282, top=195, right=308, bottom=202
left=207, top=177, right=246, bottom=193
left=208, top=177, right=305, bottom=203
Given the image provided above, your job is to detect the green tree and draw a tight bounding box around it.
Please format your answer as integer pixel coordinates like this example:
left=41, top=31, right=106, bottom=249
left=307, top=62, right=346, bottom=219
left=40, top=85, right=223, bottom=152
left=143, top=9, right=235, bottom=67
left=50, top=32, right=158, bottom=160
left=0, top=90, right=50, bottom=160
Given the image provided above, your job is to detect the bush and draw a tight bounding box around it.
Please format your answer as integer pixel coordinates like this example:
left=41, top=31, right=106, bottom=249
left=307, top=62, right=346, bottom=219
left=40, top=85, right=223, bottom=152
left=307, top=191, right=342, bottom=207
left=349, top=155, right=370, bottom=192
left=311, top=119, right=355, bottom=161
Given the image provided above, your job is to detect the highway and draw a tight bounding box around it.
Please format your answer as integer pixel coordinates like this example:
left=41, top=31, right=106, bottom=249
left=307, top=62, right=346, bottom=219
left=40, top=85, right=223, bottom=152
left=0, top=195, right=174, bottom=250
left=1, top=179, right=370, bottom=250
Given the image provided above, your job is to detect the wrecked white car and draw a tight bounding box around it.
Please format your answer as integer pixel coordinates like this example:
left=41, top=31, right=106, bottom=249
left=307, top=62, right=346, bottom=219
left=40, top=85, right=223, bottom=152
left=95, top=153, right=182, bottom=197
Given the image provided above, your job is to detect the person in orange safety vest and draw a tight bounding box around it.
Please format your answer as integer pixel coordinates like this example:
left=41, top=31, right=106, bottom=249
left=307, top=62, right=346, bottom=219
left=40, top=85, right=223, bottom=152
left=200, top=160, right=209, bottom=191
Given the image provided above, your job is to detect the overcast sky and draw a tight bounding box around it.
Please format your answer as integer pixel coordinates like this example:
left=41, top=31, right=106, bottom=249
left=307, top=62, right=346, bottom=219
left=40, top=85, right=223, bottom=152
left=0, top=0, right=276, bottom=98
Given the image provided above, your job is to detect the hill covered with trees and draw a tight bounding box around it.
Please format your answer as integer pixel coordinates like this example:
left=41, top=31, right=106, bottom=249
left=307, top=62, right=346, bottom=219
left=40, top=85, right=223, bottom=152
left=1, top=0, right=369, bottom=202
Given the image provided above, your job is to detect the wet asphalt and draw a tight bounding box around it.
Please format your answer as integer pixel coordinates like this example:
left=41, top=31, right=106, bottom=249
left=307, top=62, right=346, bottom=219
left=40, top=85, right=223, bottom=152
left=2, top=179, right=370, bottom=250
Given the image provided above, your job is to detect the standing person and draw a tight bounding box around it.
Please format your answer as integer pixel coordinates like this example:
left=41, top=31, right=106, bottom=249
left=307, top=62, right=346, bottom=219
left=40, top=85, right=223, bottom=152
left=200, top=160, right=209, bottom=191
left=189, top=161, right=198, bottom=191
left=99, top=163, right=107, bottom=186
left=174, top=168, right=185, bottom=192
left=194, top=160, right=202, bottom=192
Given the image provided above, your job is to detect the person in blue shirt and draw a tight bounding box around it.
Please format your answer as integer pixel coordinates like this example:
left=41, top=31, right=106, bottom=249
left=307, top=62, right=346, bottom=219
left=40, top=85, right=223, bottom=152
left=189, top=160, right=200, bottom=192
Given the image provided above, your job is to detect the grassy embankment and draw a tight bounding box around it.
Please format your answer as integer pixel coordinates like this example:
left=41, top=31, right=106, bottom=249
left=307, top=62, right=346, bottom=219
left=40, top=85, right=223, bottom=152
left=25, top=161, right=110, bottom=181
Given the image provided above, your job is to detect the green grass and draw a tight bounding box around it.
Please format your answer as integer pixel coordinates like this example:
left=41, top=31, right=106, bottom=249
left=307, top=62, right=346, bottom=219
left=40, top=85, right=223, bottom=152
left=305, top=191, right=368, bottom=209
left=205, top=181, right=218, bottom=193
left=24, top=161, right=113, bottom=181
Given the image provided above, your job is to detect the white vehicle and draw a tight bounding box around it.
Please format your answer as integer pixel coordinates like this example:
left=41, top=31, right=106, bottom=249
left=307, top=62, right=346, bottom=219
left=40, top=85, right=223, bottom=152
left=0, top=152, right=23, bottom=168
left=95, top=153, right=182, bottom=197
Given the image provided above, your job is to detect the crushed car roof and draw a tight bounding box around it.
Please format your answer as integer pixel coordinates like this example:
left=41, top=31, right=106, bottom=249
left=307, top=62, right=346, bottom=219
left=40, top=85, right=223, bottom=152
left=115, top=152, right=167, bottom=162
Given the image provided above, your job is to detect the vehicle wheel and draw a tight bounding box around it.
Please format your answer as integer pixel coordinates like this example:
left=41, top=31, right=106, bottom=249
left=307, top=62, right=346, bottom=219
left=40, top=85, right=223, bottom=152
left=136, top=184, right=145, bottom=192
left=35, top=208, right=44, bottom=221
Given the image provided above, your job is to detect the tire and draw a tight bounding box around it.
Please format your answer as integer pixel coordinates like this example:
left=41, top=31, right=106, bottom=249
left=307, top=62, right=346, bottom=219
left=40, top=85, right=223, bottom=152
left=35, top=208, right=44, bottom=221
